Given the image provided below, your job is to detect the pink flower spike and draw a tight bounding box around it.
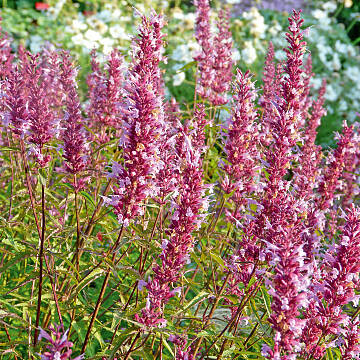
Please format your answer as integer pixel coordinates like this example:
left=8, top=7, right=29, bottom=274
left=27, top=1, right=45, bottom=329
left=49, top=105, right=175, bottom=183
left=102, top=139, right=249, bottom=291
left=59, top=51, right=88, bottom=177
left=110, top=11, right=166, bottom=226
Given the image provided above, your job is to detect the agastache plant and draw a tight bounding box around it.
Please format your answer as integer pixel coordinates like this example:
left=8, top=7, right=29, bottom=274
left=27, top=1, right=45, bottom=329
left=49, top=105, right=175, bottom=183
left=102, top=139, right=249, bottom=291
left=136, top=111, right=209, bottom=329
left=23, top=51, right=56, bottom=166
left=59, top=51, right=88, bottom=180
left=3, top=5, right=360, bottom=360
left=211, top=8, right=233, bottom=105
left=221, top=69, right=260, bottom=215
left=194, top=0, right=215, bottom=101
left=38, top=325, right=84, bottom=360
left=301, top=205, right=360, bottom=358
left=87, top=49, right=124, bottom=143
left=106, top=11, right=166, bottom=226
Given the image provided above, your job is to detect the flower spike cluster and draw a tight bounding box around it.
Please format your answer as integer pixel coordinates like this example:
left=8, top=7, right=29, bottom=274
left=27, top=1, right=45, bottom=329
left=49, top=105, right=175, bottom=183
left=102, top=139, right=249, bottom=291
left=59, top=51, right=88, bottom=178
left=211, top=8, right=234, bottom=105
left=136, top=123, right=209, bottom=329
left=221, top=69, right=260, bottom=212
left=38, top=324, right=84, bottom=360
left=5, top=67, right=28, bottom=136
left=24, top=52, right=56, bottom=167
left=87, top=49, right=124, bottom=143
left=194, top=0, right=233, bottom=105
left=301, top=205, right=360, bottom=358
left=317, top=121, right=355, bottom=213
left=106, top=11, right=166, bottom=226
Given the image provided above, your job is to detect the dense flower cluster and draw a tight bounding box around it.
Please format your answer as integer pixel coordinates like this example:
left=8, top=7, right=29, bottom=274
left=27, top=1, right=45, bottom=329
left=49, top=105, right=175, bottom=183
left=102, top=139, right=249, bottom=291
left=105, top=11, right=166, bottom=226
left=87, top=48, right=124, bottom=143
left=2, top=5, right=360, bottom=360
left=221, top=69, right=260, bottom=213
left=136, top=112, right=209, bottom=329
left=59, top=51, right=88, bottom=177
left=194, top=0, right=233, bottom=105
left=38, top=325, right=84, bottom=360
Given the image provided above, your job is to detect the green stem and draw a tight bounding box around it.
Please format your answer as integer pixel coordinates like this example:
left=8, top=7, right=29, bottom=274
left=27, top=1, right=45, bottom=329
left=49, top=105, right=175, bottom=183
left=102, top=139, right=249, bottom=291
left=33, top=184, right=46, bottom=346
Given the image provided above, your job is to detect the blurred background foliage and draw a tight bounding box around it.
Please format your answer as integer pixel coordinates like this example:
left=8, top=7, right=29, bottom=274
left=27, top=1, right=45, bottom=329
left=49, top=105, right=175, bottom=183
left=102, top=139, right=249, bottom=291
left=0, top=0, right=359, bottom=147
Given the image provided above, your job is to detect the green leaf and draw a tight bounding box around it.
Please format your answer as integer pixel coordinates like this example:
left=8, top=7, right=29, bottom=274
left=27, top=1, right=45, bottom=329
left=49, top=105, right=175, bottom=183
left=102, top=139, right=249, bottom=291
left=0, top=146, right=20, bottom=151
left=162, top=336, right=174, bottom=356
left=177, top=60, right=196, bottom=72
left=209, top=251, right=225, bottom=269
left=326, top=348, right=335, bottom=360
left=260, top=286, right=271, bottom=318
left=173, top=290, right=209, bottom=316
left=80, top=191, right=96, bottom=208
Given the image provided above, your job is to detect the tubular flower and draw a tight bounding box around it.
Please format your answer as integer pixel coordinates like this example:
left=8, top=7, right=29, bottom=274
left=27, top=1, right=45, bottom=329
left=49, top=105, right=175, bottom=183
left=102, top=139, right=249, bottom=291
left=317, top=121, right=355, bottom=213
left=105, top=11, right=166, bottom=226
left=211, top=8, right=233, bottom=105
left=294, top=80, right=326, bottom=264
left=154, top=99, right=181, bottom=204
left=194, top=0, right=215, bottom=100
left=4, top=66, right=29, bottom=136
left=38, top=324, right=84, bottom=360
left=24, top=52, right=56, bottom=167
left=87, top=49, right=125, bottom=143
left=257, top=11, right=311, bottom=357
left=221, top=69, right=260, bottom=212
left=298, top=54, right=314, bottom=127
left=59, top=51, right=88, bottom=177
left=293, top=79, right=326, bottom=201
left=0, top=21, right=13, bottom=79
left=136, top=123, right=209, bottom=329
left=301, top=205, right=360, bottom=358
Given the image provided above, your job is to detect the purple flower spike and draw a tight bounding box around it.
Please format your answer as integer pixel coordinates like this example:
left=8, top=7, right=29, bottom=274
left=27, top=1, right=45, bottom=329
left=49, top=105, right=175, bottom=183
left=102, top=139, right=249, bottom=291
left=38, top=324, right=84, bottom=360
left=107, top=11, right=166, bottom=227
left=59, top=51, right=88, bottom=178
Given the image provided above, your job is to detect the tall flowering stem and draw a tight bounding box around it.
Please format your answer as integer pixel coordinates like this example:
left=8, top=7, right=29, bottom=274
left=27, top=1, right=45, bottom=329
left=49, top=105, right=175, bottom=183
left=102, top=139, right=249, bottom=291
left=5, top=67, right=28, bottom=136
left=317, top=122, right=355, bottom=213
left=294, top=80, right=326, bottom=267
left=301, top=205, right=360, bottom=358
left=221, top=69, right=260, bottom=214
left=194, top=0, right=214, bottom=101
left=82, top=10, right=166, bottom=354
left=23, top=52, right=55, bottom=167
left=154, top=99, right=181, bottom=204
left=136, top=119, right=208, bottom=330
left=258, top=10, right=310, bottom=358
left=107, top=11, right=166, bottom=227
left=211, top=8, right=233, bottom=105
left=87, top=49, right=124, bottom=143
left=59, top=51, right=88, bottom=178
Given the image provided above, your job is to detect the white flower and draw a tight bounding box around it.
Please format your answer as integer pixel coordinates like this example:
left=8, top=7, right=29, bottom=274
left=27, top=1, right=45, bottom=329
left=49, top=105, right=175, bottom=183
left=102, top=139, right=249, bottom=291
left=71, top=19, right=87, bottom=32
left=325, top=84, right=339, bottom=102
left=241, top=41, right=257, bottom=64
left=312, top=9, right=327, bottom=20
left=84, top=29, right=102, bottom=42
left=335, top=40, right=348, bottom=54
left=171, top=44, right=192, bottom=63
left=322, top=1, right=337, bottom=13
left=102, top=37, right=115, bottom=55
left=268, top=21, right=282, bottom=37
left=232, top=48, right=240, bottom=62
left=345, top=66, right=360, bottom=87
left=109, top=24, right=130, bottom=41
left=72, top=33, right=85, bottom=46
left=173, top=72, right=185, bottom=86
left=29, top=35, right=43, bottom=53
